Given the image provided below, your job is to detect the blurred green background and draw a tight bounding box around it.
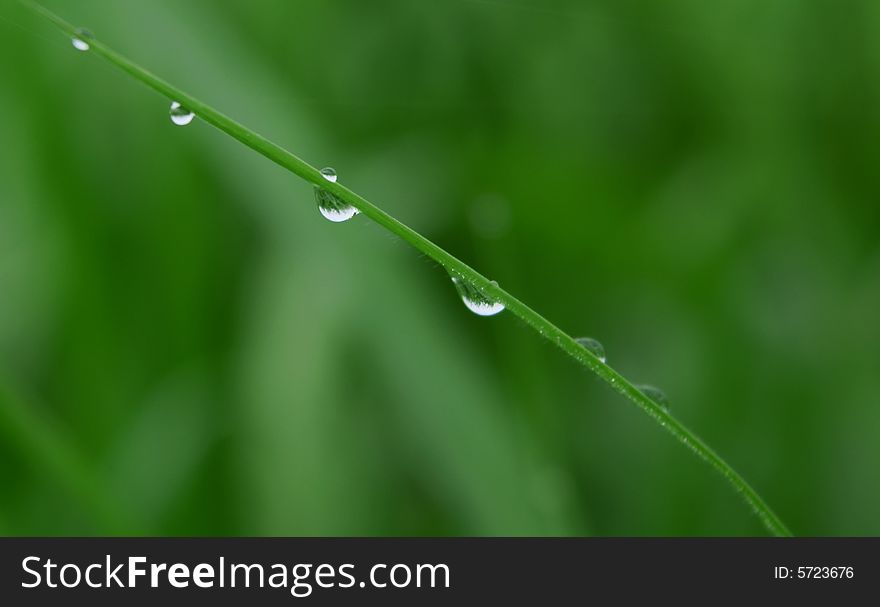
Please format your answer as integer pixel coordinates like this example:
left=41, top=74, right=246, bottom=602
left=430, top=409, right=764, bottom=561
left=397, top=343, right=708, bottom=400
left=1, top=0, right=878, bottom=536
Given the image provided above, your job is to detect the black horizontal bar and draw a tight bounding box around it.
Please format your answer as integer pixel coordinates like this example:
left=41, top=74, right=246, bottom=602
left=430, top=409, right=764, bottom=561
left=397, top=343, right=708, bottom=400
left=1, top=538, right=876, bottom=605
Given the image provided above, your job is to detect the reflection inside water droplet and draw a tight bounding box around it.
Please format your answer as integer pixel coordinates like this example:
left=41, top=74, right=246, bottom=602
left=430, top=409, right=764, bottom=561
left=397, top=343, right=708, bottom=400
left=575, top=337, right=606, bottom=363
left=451, top=275, right=505, bottom=317
left=637, top=384, right=670, bottom=412
left=169, top=101, right=195, bottom=126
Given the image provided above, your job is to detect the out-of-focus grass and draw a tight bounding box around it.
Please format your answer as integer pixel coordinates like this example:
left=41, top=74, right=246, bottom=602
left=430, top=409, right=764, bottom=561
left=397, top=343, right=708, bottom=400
left=1, top=0, right=879, bottom=536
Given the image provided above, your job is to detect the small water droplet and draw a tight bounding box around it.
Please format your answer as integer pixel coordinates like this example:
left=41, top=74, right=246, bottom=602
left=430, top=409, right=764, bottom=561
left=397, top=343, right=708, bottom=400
left=319, top=167, right=338, bottom=183
left=71, top=29, right=93, bottom=52
left=169, top=101, right=195, bottom=126
left=314, top=168, right=358, bottom=222
left=637, top=385, right=670, bottom=412
left=451, top=275, right=505, bottom=317
left=575, top=337, right=606, bottom=363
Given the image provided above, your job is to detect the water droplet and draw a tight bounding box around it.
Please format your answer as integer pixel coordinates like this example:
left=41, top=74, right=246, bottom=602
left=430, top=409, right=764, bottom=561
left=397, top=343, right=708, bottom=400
left=575, top=337, right=606, bottom=363
left=71, top=29, right=93, bottom=52
left=451, top=275, right=505, bottom=317
left=320, top=167, right=338, bottom=183
left=637, top=385, right=670, bottom=412
left=169, top=101, right=195, bottom=126
left=314, top=168, right=358, bottom=222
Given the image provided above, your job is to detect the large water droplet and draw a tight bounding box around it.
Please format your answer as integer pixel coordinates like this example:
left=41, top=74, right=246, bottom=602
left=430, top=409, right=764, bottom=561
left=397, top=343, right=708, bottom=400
left=575, top=337, right=606, bottom=363
left=169, top=101, right=195, bottom=126
left=637, top=385, right=670, bottom=412
left=71, top=29, right=93, bottom=52
left=451, top=275, right=505, bottom=317
left=314, top=168, right=358, bottom=222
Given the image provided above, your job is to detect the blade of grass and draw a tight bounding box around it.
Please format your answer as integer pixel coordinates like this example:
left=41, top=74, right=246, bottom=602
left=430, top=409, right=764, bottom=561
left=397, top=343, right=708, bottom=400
left=21, top=0, right=791, bottom=536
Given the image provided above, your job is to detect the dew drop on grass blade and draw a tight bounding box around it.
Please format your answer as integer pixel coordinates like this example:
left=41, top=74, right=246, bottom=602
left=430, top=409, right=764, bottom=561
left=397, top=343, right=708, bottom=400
left=71, top=28, right=92, bottom=51
left=637, top=385, right=670, bottom=412
left=314, top=167, right=359, bottom=223
left=169, top=101, right=195, bottom=126
left=575, top=337, right=606, bottom=363
left=451, top=275, right=505, bottom=317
